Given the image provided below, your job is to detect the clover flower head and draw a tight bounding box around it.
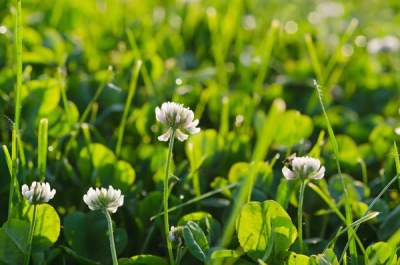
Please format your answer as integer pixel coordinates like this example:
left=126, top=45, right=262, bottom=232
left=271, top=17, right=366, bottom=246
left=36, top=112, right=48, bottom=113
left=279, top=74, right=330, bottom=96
left=282, top=156, right=325, bottom=180
left=168, top=225, right=183, bottom=243
left=368, top=35, right=400, bottom=54
left=83, top=186, right=124, bottom=213
left=168, top=226, right=177, bottom=241
left=22, top=181, right=56, bottom=204
left=155, top=101, right=200, bottom=142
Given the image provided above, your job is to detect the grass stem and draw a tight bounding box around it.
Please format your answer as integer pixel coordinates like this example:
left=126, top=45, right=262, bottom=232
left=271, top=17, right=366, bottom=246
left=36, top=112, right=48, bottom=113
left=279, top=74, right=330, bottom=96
left=104, top=210, right=119, bottom=265
left=297, top=180, right=307, bottom=254
left=24, top=204, right=37, bottom=265
left=163, top=130, right=176, bottom=265
left=115, top=60, right=142, bottom=157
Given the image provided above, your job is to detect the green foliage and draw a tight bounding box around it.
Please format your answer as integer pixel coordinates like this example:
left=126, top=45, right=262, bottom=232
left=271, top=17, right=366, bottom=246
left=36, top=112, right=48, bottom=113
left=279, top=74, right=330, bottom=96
left=236, top=200, right=297, bottom=261
left=0, top=0, right=399, bottom=264
left=119, top=255, right=168, bottom=265
left=365, top=242, right=397, bottom=265
left=0, top=219, right=29, bottom=265
left=21, top=203, right=60, bottom=252
left=183, top=221, right=209, bottom=262
left=63, top=211, right=127, bottom=264
left=78, top=143, right=135, bottom=190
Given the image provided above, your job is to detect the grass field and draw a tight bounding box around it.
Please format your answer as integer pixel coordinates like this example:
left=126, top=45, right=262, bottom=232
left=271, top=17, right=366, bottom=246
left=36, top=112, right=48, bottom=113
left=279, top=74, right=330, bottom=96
left=0, top=0, right=400, bottom=264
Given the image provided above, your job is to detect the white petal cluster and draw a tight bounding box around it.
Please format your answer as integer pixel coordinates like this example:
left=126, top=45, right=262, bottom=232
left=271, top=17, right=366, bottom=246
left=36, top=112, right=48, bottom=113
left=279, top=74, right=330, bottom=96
left=168, top=226, right=177, bottom=241
left=368, top=35, right=400, bottom=54
left=22, top=181, right=56, bottom=204
left=155, top=101, right=200, bottom=142
left=83, top=186, right=124, bottom=213
left=168, top=225, right=182, bottom=243
left=282, top=156, right=325, bottom=180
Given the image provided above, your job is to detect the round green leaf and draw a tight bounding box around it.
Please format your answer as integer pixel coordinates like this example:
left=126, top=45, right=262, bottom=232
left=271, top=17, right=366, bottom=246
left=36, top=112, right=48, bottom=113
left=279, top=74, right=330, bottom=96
left=286, top=252, right=310, bottom=265
left=324, top=135, right=360, bottom=166
left=22, top=203, right=61, bottom=252
left=274, top=110, right=313, bottom=147
left=78, top=143, right=116, bottom=178
left=236, top=200, right=297, bottom=260
left=366, top=242, right=397, bottom=265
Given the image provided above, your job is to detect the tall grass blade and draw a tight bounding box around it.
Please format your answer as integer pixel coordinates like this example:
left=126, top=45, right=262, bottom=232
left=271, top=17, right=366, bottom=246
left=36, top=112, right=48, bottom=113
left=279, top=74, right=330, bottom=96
left=254, top=20, right=280, bottom=94
left=313, top=80, right=357, bottom=263
left=115, top=60, right=142, bottom=157
left=38, top=118, right=48, bottom=181
left=305, top=35, right=323, bottom=83
left=2, top=145, right=12, bottom=175
left=9, top=0, right=23, bottom=219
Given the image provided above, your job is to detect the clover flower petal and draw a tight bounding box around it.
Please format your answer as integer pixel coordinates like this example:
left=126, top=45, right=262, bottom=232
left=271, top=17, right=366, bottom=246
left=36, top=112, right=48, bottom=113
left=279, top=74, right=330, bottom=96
left=168, top=226, right=176, bottom=242
left=155, top=101, right=200, bottom=142
left=21, top=181, right=56, bottom=204
left=282, top=156, right=325, bottom=180
left=83, top=186, right=124, bottom=213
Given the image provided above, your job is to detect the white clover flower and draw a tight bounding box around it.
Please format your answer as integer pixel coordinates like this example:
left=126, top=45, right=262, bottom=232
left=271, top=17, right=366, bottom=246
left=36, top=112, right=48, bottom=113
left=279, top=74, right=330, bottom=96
left=168, top=226, right=177, bottom=241
left=22, top=181, right=56, bottom=204
left=155, top=101, right=200, bottom=142
left=168, top=225, right=183, bottom=243
left=83, top=186, right=124, bottom=214
left=282, top=156, right=325, bottom=180
left=368, top=35, right=400, bottom=54
left=395, top=127, right=400, bottom=136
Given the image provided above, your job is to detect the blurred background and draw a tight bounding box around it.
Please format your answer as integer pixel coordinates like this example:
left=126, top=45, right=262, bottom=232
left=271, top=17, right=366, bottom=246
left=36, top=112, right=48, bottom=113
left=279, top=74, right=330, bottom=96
left=0, top=0, right=399, bottom=263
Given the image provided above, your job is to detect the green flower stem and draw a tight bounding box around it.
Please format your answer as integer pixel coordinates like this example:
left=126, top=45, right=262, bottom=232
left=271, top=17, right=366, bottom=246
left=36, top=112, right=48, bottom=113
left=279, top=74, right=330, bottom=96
left=9, top=0, right=23, bottom=220
left=104, top=210, right=118, bottom=265
left=24, top=204, right=37, bottom=265
left=297, top=180, right=307, bottom=254
left=163, top=130, right=176, bottom=265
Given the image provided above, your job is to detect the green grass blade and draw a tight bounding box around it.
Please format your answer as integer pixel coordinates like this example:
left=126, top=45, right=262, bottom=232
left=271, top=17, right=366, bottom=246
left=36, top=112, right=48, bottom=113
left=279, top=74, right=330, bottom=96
left=80, top=66, right=114, bottom=123
left=254, top=20, right=280, bottom=93
left=2, top=145, right=12, bottom=175
left=393, top=142, right=400, bottom=190
left=358, top=158, right=368, bottom=185
left=339, top=174, right=400, bottom=263
left=58, top=67, right=72, bottom=125
left=219, top=96, right=229, bottom=136
left=313, top=80, right=357, bottom=262
left=252, top=99, right=286, bottom=161
left=126, top=29, right=154, bottom=96
left=38, top=118, right=48, bottom=181
left=323, top=18, right=358, bottom=83
left=150, top=183, right=238, bottom=221
left=17, top=133, right=26, bottom=168
left=305, top=34, right=323, bottom=83
left=9, top=0, right=23, bottom=220
left=115, top=60, right=142, bottom=157
left=328, top=212, right=379, bottom=247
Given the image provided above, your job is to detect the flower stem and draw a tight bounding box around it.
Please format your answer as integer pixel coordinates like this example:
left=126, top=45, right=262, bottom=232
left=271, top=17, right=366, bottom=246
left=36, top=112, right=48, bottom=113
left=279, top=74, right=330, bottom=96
left=297, top=180, right=307, bottom=254
left=24, top=204, right=37, bottom=265
left=163, top=130, right=176, bottom=265
left=104, top=210, right=118, bottom=265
